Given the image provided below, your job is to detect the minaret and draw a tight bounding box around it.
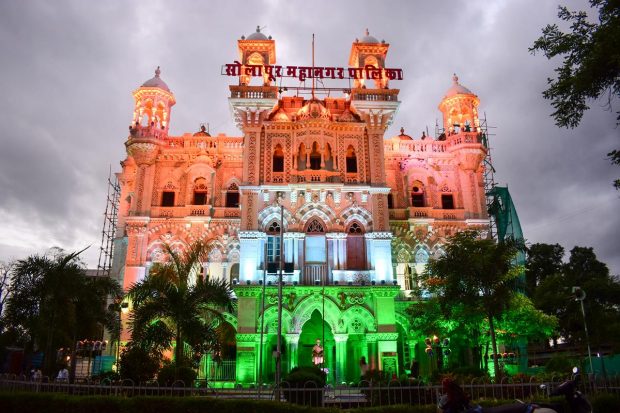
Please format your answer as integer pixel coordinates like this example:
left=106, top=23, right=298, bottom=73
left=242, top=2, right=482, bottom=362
left=130, top=66, right=176, bottom=133
left=348, top=29, right=390, bottom=89
left=349, top=29, right=399, bottom=227
left=439, top=74, right=487, bottom=218
left=229, top=27, right=278, bottom=284
left=122, top=67, right=176, bottom=291
left=438, top=73, right=480, bottom=134
left=236, top=26, right=276, bottom=86
left=349, top=30, right=399, bottom=284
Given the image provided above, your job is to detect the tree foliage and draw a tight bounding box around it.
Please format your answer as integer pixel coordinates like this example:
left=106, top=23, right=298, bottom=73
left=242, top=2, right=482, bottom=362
left=525, top=243, right=565, bottom=297
left=530, top=0, right=620, bottom=189
left=530, top=0, right=620, bottom=128
left=1, top=248, right=121, bottom=374
left=419, top=230, right=525, bottom=377
left=531, top=245, right=620, bottom=350
left=127, top=241, right=235, bottom=368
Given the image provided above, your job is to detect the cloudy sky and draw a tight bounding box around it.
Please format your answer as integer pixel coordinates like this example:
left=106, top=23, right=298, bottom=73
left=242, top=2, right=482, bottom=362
left=0, top=0, right=618, bottom=274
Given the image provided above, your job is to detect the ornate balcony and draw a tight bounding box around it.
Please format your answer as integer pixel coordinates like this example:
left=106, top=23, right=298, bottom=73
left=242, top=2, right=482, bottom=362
left=290, top=169, right=341, bottom=183
left=351, top=88, right=399, bottom=102
left=407, top=207, right=465, bottom=220
left=229, top=85, right=278, bottom=99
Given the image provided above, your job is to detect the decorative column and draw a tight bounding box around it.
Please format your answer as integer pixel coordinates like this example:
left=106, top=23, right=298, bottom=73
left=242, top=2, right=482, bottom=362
left=236, top=333, right=259, bottom=384
left=365, top=232, right=394, bottom=282
left=238, top=231, right=266, bottom=282
left=326, top=233, right=346, bottom=272
left=334, top=334, right=348, bottom=384
left=366, top=333, right=378, bottom=372
left=377, top=332, right=399, bottom=377
left=285, top=333, right=300, bottom=371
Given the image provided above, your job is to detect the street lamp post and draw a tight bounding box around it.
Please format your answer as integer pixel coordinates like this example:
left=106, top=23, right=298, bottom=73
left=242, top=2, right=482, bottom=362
left=572, top=287, right=594, bottom=374
left=275, top=203, right=284, bottom=400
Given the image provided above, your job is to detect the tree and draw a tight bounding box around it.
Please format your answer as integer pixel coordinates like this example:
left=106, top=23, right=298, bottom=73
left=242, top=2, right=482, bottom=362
left=420, top=230, right=523, bottom=378
left=0, top=260, right=15, bottom=324
left=530, top=0, right=620, bottom=127
left=533, top=246, right=620, bottom=351
left=530, top=0, right=620, bottom=188
left=525, top=243, right=565, bottom=297
left=127, top=241, right=235, bottom=371
left=2, top=248, right=121, bottom=375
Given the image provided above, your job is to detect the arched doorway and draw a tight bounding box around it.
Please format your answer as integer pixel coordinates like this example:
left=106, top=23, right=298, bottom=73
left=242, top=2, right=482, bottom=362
left=304, top=219, right=327, bottom=284
left=298, top=310, right=334, bottom=381
left=204, top=321, right=237, bottom=381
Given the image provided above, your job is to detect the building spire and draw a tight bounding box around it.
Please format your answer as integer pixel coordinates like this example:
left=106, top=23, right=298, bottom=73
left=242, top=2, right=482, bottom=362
left=155, top=66, right=161, bottom=78
left=452, top=73, right=459, bottom=84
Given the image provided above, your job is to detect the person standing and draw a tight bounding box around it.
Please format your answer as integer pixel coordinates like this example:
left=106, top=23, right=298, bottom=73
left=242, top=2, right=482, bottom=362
left=359, top=356, right=369, bottom=379
left=312, top=339, right=324, bottom=366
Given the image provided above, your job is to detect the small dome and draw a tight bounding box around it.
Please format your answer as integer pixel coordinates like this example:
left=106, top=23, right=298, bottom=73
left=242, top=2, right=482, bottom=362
left=444, top=73, right=473, bottom=97
left=359, top=28, right=380, bottom=44
left=247, top=25, right=269, bottom=40
left=398, top=127, right=413, bottom=140
left=141, top=66, right=171, bottom=92
left=297, top=99, right=331, bottom=120
left=193, top=125, right=211, bottom=137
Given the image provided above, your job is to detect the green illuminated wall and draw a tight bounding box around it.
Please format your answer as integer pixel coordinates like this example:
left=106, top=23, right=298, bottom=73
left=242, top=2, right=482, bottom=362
left=232, top=285, right=404, bottom=384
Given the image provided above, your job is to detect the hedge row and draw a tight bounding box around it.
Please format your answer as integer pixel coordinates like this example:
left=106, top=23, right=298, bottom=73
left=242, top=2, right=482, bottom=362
left=1, top=392, right=619, bottom=413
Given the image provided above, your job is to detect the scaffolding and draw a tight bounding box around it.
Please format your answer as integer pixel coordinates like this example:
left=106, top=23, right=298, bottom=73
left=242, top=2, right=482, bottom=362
left=479, top=114, right=498, bottom=240
left=96, top=168, right=120, bottom=277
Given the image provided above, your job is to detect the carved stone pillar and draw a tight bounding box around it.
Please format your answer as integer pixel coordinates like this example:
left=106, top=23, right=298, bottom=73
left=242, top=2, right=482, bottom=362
left=334, top=334, right=348, bottom=384
left=285, top=333, right=300, bottom=371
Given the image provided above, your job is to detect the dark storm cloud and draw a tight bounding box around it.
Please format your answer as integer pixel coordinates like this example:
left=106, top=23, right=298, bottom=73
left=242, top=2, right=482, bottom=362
left=0, top=0, right=617, bottom=273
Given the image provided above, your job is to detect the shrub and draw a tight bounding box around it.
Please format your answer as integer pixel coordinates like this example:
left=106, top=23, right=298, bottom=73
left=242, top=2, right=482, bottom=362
left=544, top=355, right=578, bottom=374
left=91, top=370, right=120, bottom=383
left=282, top=366, right=326, bottom=406
left=118, top=346, right=160, bottom=383
left=157, top=364, right=197, bottom=386
left=283, top=366, right=326, bottom=387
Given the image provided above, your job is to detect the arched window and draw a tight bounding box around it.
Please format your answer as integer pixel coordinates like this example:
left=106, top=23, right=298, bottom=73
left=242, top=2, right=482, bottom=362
left=225, top=183, right=240, bottom=208
left=441, top=194, right=455, bottom=209
left=309, top=142, right=321, bottom=170
left=272, top=145, right=284, bottom=172
left=306, top=219, right=325, bottom=233
left=266, top=221, right=281, bottom=272
left=162, top=191, right=175, bottom=207
left=193, top=178, right=208, bottom=205
left=411, top=184, right=425, bottom=207
left=346, top=145, right=357, bottom=173
left=229, top=263, right=239, bottom=284
left=346, top=221, right=365, bottom=270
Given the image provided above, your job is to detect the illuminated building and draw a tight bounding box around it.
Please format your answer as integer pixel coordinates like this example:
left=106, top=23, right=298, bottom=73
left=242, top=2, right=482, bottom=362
left=112, top=27, right=492, bottom=384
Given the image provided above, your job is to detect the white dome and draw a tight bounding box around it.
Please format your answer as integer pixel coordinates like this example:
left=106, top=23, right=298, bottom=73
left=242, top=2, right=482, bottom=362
left=444, top=74, right=473, bottom=97
left=246, top=26, right=269, bottom=40
left=141, top=67, right=170, bottom=92
left=359, top=29, right=380, bottom=44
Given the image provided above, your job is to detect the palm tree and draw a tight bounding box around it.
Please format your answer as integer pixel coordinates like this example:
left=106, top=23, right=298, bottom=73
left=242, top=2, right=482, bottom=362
left=4, top=248, right=122, bottom=376
left=127, top=241, right=235, bottom=367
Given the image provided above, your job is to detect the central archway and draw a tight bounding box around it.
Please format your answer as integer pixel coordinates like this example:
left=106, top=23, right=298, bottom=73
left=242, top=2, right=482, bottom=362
left=298, top=310, right=334, bottom=378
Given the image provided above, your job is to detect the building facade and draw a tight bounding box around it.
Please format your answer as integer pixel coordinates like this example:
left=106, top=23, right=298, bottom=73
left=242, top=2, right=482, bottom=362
left=112, top=28, right=490, bottom=384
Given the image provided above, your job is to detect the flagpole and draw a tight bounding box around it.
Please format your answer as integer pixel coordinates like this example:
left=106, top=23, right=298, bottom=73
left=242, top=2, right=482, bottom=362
left=312, top=34, right=315, bottom=100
